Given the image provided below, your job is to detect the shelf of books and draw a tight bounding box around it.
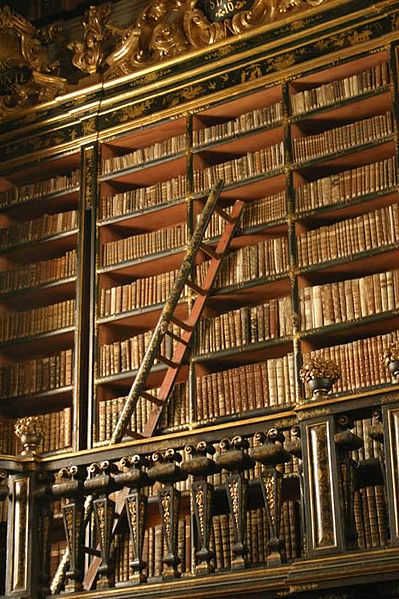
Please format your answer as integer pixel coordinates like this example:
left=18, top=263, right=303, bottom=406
left=92, top=46, right=399, bottom=449
left=0, top=152, right=81, bottom=456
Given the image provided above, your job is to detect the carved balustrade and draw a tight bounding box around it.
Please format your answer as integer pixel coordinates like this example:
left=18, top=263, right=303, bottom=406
left=2, top=367, right=399, bottom=597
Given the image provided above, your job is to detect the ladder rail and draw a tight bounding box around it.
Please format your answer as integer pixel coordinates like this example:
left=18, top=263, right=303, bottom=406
left=110, top=180, right=223, bottom=445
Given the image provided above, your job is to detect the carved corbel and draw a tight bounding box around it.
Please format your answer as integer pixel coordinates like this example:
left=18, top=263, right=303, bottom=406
left=52, top=466, right=86, bottom=592
left=114, top=455, right=150, bottom=584
left=84, top=461, right=118, bottom=589
left=216, top=436, right=253, bottom=569
left=334, top=415, right=363, bottom=549
left=251, top=428, right=291, bottom=566
left=148, top=448, right=187, bottom=579
left=182, top=440, right=219, bottom=575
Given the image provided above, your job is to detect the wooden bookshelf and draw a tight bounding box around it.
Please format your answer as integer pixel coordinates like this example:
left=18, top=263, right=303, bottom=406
left=0, top=153, right=80, bottom=455
left=3, top=23, right=399, bottom=598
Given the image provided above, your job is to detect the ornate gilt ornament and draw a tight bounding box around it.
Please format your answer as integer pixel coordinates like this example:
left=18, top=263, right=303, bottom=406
left=0, top=5, right=66, bottom=117
left=69, top=4, right=112, bottom=75
left=68, top=0, right=328, bottom=80
left=14, top=415, right=43, bottom=455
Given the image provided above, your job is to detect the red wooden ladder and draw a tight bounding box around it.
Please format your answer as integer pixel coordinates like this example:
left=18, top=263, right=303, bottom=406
left=110, top=181, right=245, bottom=443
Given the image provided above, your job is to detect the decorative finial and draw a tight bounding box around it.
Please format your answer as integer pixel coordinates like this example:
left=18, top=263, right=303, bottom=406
left=383, top=341, right=399, bottom=382
left=14, top=416, right=43, bottom=456
left=300, top=357, right=340, bottom=399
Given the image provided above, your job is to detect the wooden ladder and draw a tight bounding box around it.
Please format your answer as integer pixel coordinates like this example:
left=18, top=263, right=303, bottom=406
left=110, top=180, right=245, bottom=443
left=82, top=181, right=245, bottom=589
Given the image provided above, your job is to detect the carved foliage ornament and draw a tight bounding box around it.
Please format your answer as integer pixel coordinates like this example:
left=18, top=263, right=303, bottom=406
left=0, top=6, right=66, bottom=116
left=70, top=0, right=328, bottom=79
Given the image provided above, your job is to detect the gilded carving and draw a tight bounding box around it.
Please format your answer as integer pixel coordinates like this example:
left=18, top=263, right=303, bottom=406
left=14, top=416, right=43, bottom=456
left=67, top=0, right=330, bottom=79
left=0, top=6, right=66, bottom=117
left=69, top=4, right=112, bottom=75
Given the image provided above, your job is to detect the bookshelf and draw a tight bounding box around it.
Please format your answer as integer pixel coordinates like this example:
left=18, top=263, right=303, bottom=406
left=2, top=7, right=399, bottom=595
left=0, top=152, right=81, bottom=454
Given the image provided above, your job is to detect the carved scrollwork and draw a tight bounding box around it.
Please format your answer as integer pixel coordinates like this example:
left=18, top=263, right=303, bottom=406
left=0, top=5, right=66, bottom=117
left=68, top=0, right=329, bottom=80
left=69, top=4, right=112, bottom=75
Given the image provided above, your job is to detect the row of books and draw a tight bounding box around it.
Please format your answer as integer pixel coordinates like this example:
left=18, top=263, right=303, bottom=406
left=101, top=223, right=187, bottom=267
left=204, top=190, right=287, bottom=240
left=292, top=112, right=393, bottom=163
left=352, top=418, right=388, bottom=549
left=291, top=62, right=390, bottom=115
left=98, top=268, right=183, bottom=318
left=296, top=157, right=397, bottom=213
left=0, top=349, right=73, bottom=399
left=97, top=384, right=188, bottom=442
left=193, top=101, right=283, bottom=147
left=241, top=190, right=287, bottom=227
left=98, top=324, right=180, bottom=378
left=299, top=268, right=399, bottom=330
left=297, top=203, right=399, bottom=266
left=0, top=408, right=72, bottom=455
left=49, top=542, right=67, bottom=583
left=196, top=355, right=295, bottom=420
left=197, top=298, right=293, bottom=355
left=198, top=236, right=289, bottom=288
left=115, top=515, right=192, bottom=583
left=99, top=126, right=390, bottom=224
left=0, top=249, right=77, bottom=295
left=0, top=210, right=78, bottom=250
left=114, top=499, right=300, bottom=584
left=97, top=352, right=295, bottom=439
left=102, top=133, right=186, bottom=175
left=0, top=299, right=76, bottom=343
left=193, top=142, right=285, bottom=192
left=99, top=174, right=188, bottom=220
left=0, top=170, right=80, bottom=210
left=307, top=329, right=399, bottom=395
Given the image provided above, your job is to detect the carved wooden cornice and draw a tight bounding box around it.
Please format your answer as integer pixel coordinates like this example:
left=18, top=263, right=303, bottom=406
left=0, top=0, right=328, bottom=120
left=72, top=0, right=327, bottom=79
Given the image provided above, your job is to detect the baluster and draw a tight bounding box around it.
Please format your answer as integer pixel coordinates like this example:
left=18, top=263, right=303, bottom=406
left=4, top=417, right=45, bottom=597
left=251, top=428, right=291, bottom=566
left=84, top=461, right=118, bottom=589
left=0, top=470, right=7, bottom=503
left=182, top=440, right=218, bottom=575
left=52, top=466, right=85, bottom=592
left=114, top=455, right=149, bottom=584
left=285, top=425, right=305, bottom=556
left=334, top=415, right=363, bottom=549
left=216, top=435, right=253, bottom=569
left=148, top=448, right=187, bottom=579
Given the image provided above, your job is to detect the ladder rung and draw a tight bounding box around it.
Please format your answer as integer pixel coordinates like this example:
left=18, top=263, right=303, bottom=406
left=158, top=355, right=179, bottom=368
left=186, top=279, right=206, bottom=295
left=199, top=243, right=217, bottom=259
left=169, top=315, right=192, bottom=331
left=164, top=329, right=189, bottom=345
left=83, top=547, right=102, bottom=557
left=215, top=206, right=234, bottom=223
left=141, top=391, right=163, bottom=405
left=125, top=430, right=145, bottom=440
